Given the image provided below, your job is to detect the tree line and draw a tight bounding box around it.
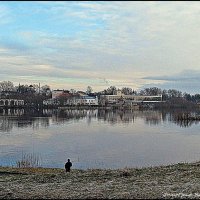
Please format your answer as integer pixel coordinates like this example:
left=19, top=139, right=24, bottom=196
left=97, top=86, right=200, bottom=103
left=0, top=81, right=200, bottom=106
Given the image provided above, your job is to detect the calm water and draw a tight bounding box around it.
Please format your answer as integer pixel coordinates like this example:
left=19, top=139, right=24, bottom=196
left=0, top=108, right=200, bottom=169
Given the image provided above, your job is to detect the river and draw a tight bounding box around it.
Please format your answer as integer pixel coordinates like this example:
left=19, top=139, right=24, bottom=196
left=0, top=108, right=200, bottom=169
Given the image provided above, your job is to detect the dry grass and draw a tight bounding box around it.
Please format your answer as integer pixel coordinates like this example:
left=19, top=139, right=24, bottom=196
left=1, top=161, right=200, bottom=199
left=16, top=152, right=42, bottom=168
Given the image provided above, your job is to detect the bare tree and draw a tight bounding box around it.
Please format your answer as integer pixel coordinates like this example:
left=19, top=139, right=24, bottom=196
left=0, top=81, right=15, bottom=92
left=86, top=86, right=93, bottom=94
left=104, top=86, right=117, bottom=95
left=70, top=89, right=76, bottom=94
left=40, top=85, right=51, bottom=96
left=167, top=89, right=182, bottom=98
left=139, top=87, right=162, bottom=95
left=121, top=87, right=133, bottom=95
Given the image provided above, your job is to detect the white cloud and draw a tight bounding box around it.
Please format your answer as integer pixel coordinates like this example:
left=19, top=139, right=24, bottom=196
left=0, top=2, right=200, bottom=93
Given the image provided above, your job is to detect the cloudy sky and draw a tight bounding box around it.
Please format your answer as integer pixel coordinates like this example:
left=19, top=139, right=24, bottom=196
left=0, top=1, right=200, bottom=93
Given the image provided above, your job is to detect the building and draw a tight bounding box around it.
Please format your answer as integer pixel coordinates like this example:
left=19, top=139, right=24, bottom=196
left=44, top=89, right=98, bottom=106
left=43, top=98, right=60, bottom=106
left=76, top=91, right=87, bottom=96
left=64, top=94, right=80, bottom=106
left=0, top=99, right=24, bottom=107
left=64, top=95, right=98, bottom=106
left=75, top=95, right=98, bottom=106
left=52, top=90, right=70, bottom=99
left=100, top=90, right=162, bottom=106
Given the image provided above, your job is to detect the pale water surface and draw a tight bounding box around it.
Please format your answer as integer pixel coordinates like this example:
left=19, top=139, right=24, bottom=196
left=0, top=108, right=200, bottom=169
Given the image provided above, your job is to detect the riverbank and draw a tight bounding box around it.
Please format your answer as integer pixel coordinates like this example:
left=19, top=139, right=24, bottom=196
left=1, top=161, right=200, bottom=199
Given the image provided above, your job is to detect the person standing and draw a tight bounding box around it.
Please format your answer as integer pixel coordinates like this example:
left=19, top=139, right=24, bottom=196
left=65, top=159, right=72, bottom=172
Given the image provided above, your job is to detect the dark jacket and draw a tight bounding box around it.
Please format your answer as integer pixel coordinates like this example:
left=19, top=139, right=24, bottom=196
left=65, top=161, right=72, bottom=169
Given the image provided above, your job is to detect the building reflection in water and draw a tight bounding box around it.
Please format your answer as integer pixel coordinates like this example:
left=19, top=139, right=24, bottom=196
left=0, top=108, right=199, bottom=132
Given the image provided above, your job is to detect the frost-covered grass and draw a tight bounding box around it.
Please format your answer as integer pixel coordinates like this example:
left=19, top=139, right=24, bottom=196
left=1, top=161, right=200, bottom=199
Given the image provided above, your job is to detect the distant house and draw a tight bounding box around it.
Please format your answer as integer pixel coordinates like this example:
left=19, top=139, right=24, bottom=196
left=43, top=89, right=98, bottom=107
left=64, top=95, right=98, bottom=106
left=43, top=90, right=72, bottom=106
left=0, top=99, right=24, bottom=107
left=52, top=90, right=70, bottom=99
left=76, top=95, right=98, bottom=106
left=43, top=98, right=60, bottom=106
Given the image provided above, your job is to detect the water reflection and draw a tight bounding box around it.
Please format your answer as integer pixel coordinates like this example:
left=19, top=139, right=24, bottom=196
left=0, top=108, right=199, bottom=132
left=1, top=108, right=200, bottom=169
left=0, top=108, right=50, bottom=132
left=167, top=110, right=200, bottom=128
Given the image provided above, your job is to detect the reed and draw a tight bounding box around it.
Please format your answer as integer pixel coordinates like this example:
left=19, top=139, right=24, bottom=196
left=16, top=152, right=42, bottom=168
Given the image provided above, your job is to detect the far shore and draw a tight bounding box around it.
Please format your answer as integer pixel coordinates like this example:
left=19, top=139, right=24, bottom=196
left=1, top=161, right=200, bottom=199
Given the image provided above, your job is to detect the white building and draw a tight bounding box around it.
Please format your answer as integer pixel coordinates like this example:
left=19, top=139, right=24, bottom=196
left=0, top=99, right=24, bottom=107
left=100, top=90, right=162, bottom=105
left=76, top=95, right=98, bottom=106
left=43, top=98, right=59, bottom=106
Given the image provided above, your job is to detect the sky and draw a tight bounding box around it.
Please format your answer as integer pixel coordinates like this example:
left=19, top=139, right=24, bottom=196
left=0, top=1, right=200, bottom=94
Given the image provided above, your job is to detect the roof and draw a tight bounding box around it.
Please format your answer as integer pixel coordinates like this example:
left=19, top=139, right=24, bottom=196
left=81, top=96, right=97, bottom=99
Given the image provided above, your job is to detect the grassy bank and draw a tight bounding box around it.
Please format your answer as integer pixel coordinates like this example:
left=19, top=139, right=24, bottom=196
left=1, top=162, right=200, bottom=199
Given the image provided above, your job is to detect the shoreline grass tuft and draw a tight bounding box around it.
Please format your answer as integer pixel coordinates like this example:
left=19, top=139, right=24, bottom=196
left=16, top=152, right=42, bottom=168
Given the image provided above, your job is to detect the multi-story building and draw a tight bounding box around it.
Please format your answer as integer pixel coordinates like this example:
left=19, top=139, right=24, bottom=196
left=43, top=98, right=60, bottom=106
left=99, top=90, right=162, bottom=106
left=75, top=95, right=98, bottom=106
left=64, top=95, right=98, bottom=106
